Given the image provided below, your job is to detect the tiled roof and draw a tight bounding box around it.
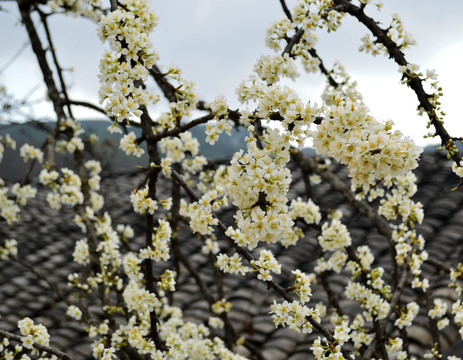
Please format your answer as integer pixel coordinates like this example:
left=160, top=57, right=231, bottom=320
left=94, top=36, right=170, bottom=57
left=1, top=151, right=463, bottom=359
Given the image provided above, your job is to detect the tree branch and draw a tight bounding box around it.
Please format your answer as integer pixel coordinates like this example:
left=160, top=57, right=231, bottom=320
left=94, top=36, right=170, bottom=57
left=279, top=0, right=293, bottom=22
left=152, top=113, right=215, bottom=141
left=150, top=64, right=178, bottom=103
left=332, top=0, right=462, bottom=164
left=0, top=328, right=74, bottom=360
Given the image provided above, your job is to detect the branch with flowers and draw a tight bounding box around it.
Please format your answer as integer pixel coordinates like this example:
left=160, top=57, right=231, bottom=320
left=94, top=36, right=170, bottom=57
left=2, top=0, right=463, bottom=359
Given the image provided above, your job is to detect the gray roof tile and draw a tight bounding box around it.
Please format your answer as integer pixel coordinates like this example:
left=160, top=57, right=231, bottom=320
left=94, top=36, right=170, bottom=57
left=2, top=152, right=463, bottom=358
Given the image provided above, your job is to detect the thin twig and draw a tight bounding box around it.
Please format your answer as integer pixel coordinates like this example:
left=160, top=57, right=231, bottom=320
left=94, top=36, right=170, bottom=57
left=0, top=328, right=74, bottom=360
left=0, top=41, right=29, bottom=75
left=37, top=7, right=74, bottom=119
left=66, top=99, right=107, bottom=116
left=11, top=255, right=65, bottom=301
left=152, top=113, right=215, bottom=141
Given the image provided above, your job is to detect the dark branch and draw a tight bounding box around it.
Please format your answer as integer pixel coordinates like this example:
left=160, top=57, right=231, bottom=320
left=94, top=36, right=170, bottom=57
left=150, top=64, right=178, bottom=103
left=0, top=328, right=74, bottom=360
left=332, top=0, right=462, bottom=164
left=279, top=0, right=293, bottom=22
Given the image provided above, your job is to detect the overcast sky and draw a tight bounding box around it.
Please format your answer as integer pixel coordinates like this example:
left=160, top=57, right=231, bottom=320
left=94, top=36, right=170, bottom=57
left=1, top=1, right=463, bottom=146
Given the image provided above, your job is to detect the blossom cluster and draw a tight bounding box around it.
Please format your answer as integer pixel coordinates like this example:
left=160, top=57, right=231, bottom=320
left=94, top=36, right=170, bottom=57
left=204, top=95, right=235, bottom=145
left=452, top=161, right=463, bottom=178
left=130, top=185, right=157, bottom=214
left=253, top=54, right=299, bottom=85
left=0, top=239, right=17, bottom=260
left=201, top=236, right=219, bottom=255
left=265, top=0, right=345, bottom=81
left=72, top=238, right=90, bottom=265
left=39, top=167, right=87, bottom=210
left=345, top=282, right=390, bottom=320
left=312, top=96, right=423, bottom=189
left=394, top=302, right=419, bottom=329
left=67, top=210, right=125, bottom=300
left=359, top=13, right=416, bottom=57
left=216, top=253, right=249, bottom=276
left=315, top=249, right=348, bottom=274
left=0, top=133, right=15, bottom=162
left=250, top=249, right=281, bottom=281
left=152, top=65, right=199, bottom=131
left=19, top=143, right=43, bottom=163
left=119, top=131, right=145, bottom=157
left=311, top=336, right=346, bottom=360
left=97, top=0, right=159, bottom=131
left=318, top=218, right=351, bottom=251
left=225, top=130, right=294, bottom=249
left=123, top=280, right=156, bottom=314
left=236, top=81, right=316, bottom=146
left=0, top=181, right=36, bottom=225
left=139, top=219, right=171, bottom=262
left=211, top=298, right=232, bottom=314
left=66, top=304, right=83, bottom=321
left=378, top=172, right=424, bottom=224
left=270, top=300, right=320, bottom=334
left=291, top=269, right=314, bottom=304
left=159, top=131, right=207, bottom=174
left=10, top=184, right=37, bottom=206
left=18, top=317, right=50, bottom=348
left=289, top=197, right=322, bottom=226
left=46, top=0, right=103, bottom=21
left=158, top=269, right=176, bottom=293
left=179, top=191, right=222, bottom=236
left=452, top=300, right=463, bottom=339
left=428, top=298, right=449, bottom=330
left=349, top=314, right=374, bottom=353
left=320, top=61, right=363, bottom=106
left=55, top=124, right=85, bottom=154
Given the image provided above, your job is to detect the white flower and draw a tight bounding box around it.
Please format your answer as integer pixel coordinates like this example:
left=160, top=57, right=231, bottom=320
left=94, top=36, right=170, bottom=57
left=39, top=169, right=59, bottom=186
left=395, top=302, right=419, bottom=329
left=253, top=53, right=299, bottom=84
left=73, top=239, right=90, bottom=265
left=123, top=281, right=156, bottom=313
left=428, top=298, right=448, bottom=319
left=251, top=249, right=281, bottom=282
left=130, top=186, right=157, bottom=214
left=0, top=239, right=18, bottom=260
left=318, top=219, right=351, bottom=251
left=17, top=317, right=50, bottom=347
left=216, top=253, right=249, bottom=276
left=212, top=299, right=232, bottom=314
left=66, top=305, right=83, bottom=320
left=19, top=144, right=43, bottom=163
left=120, top=131, right=145, bottom=157
left=210, top=95, right=229, bottom=117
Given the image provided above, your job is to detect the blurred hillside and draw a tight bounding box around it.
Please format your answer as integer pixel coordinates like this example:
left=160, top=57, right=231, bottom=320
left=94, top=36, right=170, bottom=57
left=1, top=120, right=444, bottom=182
left=0, top=120, right=251, bottom=181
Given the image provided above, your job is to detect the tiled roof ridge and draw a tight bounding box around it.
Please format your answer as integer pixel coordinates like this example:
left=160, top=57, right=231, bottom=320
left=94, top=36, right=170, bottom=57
left=1, top=151, right=463, bottom=359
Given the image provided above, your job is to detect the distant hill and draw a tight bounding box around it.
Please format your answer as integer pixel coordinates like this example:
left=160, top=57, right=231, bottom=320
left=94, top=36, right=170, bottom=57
left=0, top=120, right=250, bottom=181
left=1, top=120, right=443, bottom=182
